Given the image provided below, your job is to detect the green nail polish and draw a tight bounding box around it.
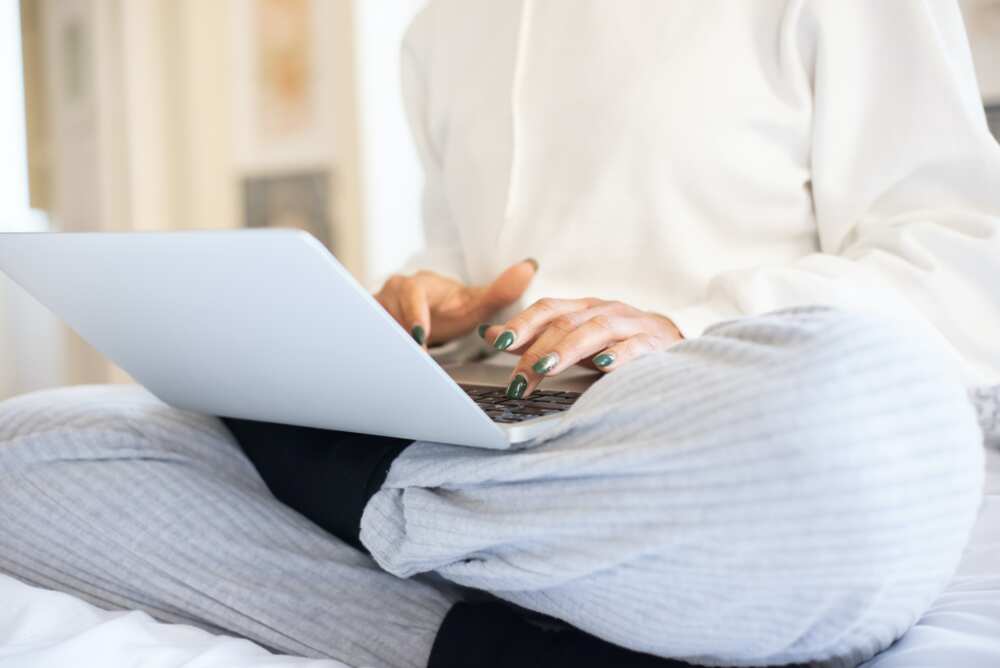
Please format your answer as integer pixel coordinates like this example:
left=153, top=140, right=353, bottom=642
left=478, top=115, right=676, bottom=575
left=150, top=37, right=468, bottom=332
left=477, top=324, right=490, bottom=339
left=593, top=352, right=615, bottom=368
left=494, top=330, right=516, bottom=351
left=532, top=353, right=559, bottom=375
left=506, top=374, right=528, bottom=399
left=411, top=325, right=426, bottom=345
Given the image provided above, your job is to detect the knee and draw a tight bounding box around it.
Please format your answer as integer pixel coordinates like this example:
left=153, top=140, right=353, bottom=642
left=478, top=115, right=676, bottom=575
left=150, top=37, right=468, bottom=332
left=707, top=306, right=979, bottom=453
left=567, top=306, right=982, bottom=469
left=0, top=384, right=235, bottom=467
left=696, top=307, right=984, bottom=663
left=0, top=384, right=200, bottom=436
left=705, top=305, right=950, bottom=381
left=713, top=306, right=983, bottom=514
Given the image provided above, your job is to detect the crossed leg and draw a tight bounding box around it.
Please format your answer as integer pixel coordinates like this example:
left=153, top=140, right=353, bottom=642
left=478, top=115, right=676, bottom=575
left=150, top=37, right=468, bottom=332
left=0, top=385, right=456, bottom=668
left=359, top=308, right=984, bottom=666
left=0, top=308, right=984, bottom=668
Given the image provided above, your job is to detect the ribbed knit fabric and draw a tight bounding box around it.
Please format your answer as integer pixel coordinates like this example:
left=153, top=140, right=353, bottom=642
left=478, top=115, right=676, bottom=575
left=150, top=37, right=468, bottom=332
left=0, top=307, right=988, bottom=668
left=361, top=307, right=985, bottom=667
left=0, top=386, right=458, bottom=668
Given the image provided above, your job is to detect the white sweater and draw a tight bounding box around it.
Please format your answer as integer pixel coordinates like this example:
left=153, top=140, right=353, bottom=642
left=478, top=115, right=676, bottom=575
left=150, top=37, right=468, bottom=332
left=399, top=0, right=1000, bottom=386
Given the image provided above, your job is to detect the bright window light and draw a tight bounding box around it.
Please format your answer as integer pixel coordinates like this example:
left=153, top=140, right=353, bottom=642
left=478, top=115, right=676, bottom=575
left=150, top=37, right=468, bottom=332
left=0, top=0, right=30, bottom=227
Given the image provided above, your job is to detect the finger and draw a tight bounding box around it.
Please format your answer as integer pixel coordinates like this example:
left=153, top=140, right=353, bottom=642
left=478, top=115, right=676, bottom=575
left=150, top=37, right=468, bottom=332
left=531, top=314, right=647, bottom=376
left=398, top=278, right=431, bottom=347
left=429, top=260, right=538, bottom=341
left=471, top=258, right=539, bottom=321
left=505, top=320, right=585, bottom=397
left=484, top=297, right=600, bottom=352
left=592, top=333, right=671, bottom=373
left=411, top=269, right=468, bottom=306
left=374, top=277, right=406, bottom=327
left=511, top=314, right=644, bottom=397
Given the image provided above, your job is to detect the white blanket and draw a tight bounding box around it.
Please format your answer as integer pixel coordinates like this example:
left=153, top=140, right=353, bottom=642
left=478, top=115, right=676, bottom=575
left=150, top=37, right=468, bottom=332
left=860, top=446, right=1000, bottom=668
left=1, top=451, right=998, bottom=668
left=0, top=582, right=346, bottom=668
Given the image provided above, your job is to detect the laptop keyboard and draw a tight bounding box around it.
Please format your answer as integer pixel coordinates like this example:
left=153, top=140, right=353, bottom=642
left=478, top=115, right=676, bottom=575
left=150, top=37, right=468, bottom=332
left=461, top=384, right=581, bottom=424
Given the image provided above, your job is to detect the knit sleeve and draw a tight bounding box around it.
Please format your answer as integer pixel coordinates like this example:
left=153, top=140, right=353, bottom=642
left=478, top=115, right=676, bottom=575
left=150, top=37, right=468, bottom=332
left=668, top=0, right=1000, bottom=386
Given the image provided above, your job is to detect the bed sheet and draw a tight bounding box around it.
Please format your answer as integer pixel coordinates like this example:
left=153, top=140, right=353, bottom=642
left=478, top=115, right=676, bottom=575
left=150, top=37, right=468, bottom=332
left=1, top=449, right=998, bottom=668
left=0, top=575, right=349, bottom=668
left=860, top=446, right=1000, bottom=668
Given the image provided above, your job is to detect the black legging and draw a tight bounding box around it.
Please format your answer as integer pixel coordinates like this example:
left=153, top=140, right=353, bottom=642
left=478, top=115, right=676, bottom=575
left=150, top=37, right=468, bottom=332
left=222, top=417, right=705, bottom=668
left=222, top=417, right=410, bottom=552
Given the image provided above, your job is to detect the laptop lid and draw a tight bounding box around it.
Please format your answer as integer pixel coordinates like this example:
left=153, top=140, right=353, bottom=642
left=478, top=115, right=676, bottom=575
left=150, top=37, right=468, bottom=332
left=0, top=230, right=510, bottom=449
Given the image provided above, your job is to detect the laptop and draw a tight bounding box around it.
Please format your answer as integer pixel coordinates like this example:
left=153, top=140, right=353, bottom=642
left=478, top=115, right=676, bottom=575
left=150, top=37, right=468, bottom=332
left=0, top=230, right=597, bottom=449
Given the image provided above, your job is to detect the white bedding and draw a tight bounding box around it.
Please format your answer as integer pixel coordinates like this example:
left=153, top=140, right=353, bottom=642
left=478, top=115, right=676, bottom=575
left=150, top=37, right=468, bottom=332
left=2, top=448, right=998, bottom=668
left=0, top=580, right=347, bottom=668
left=859, top=446, right=1000, bottom=668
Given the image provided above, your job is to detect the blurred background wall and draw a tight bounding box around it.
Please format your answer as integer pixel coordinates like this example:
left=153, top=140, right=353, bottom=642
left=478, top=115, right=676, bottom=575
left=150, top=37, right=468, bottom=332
left=2, top=0, right=426, bottom=395
left=0, top=0, right=999, bottom=399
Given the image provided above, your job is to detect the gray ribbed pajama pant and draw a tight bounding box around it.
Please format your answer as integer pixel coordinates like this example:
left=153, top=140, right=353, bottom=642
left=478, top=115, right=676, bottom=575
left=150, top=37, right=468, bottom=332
left=0, top=308, right=986, bottom=668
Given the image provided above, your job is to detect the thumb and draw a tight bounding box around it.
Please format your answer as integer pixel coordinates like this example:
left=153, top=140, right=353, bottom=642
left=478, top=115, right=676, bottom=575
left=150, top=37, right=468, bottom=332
left=474, top=258, right=538, bottom=318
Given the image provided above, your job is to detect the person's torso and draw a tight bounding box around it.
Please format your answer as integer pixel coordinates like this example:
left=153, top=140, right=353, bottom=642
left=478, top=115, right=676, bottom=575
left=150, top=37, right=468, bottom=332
left=415, top=0, right=820, bottom=315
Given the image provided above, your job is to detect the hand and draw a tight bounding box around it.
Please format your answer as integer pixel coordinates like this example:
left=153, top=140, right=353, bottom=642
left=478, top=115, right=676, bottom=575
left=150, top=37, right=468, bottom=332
left=481, top=298, right=683, bottom=398
left=374, top=259, right=537, bottom=347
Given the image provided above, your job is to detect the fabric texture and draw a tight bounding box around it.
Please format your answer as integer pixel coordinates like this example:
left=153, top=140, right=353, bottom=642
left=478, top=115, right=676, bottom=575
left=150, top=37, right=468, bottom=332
left=397, top=0, right=1000, bottom=385
left=0, top=308, right=988, bottom=668
left=0, top=386, right=458, bottom=668
left=362, top=307, right=986, bottom=667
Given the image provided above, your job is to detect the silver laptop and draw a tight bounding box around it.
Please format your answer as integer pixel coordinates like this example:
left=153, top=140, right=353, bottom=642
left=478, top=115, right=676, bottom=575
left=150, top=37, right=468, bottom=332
left=0, top=230, right=597, bottom=449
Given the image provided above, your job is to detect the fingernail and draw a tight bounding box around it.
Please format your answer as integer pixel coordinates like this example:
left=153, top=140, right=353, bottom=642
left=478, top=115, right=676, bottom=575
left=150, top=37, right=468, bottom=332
left=494, top=330, right=516, bottom=351
left=411, top=325, right=426, bottom=345
left=593, top=352, right=615, bottom=369
left=524, top=258, right=539, bottom=271
left=506, top=374, right=528, bottom=399
left=532, top=353, right=559, bottom=375
left=477, top=324, right=490, bottom=339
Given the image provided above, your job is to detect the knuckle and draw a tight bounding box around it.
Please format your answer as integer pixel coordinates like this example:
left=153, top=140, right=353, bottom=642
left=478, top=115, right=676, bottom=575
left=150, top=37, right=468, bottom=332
left=591, top=315, right=615, bottom=332
left=621, top=337, right=639, bottom=355
left=533, top=298, right=557, bottom=313
left=551, top=315, right=577, bottom=332
left=521, top=351, right=542, bottom=365
left=636, top=335, right=657, bottom=352
left=630, top=334, right=657, bottom=354
left=504, top=316, right=526, bottom=332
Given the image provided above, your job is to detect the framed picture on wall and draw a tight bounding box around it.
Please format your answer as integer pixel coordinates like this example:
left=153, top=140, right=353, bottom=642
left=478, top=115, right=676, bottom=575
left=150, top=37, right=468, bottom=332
left=242, top=170, right=333, bottom=249
left=230, top=0, right=336, bottom=171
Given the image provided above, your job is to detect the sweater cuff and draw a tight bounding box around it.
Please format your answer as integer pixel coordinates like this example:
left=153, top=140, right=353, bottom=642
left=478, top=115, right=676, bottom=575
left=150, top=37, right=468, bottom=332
left=667, top=298, right=742, bottom=339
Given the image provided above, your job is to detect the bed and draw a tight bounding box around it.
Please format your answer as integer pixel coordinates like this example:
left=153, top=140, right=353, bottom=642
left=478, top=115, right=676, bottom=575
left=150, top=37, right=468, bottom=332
left=1, top=448, right=998, bottom=668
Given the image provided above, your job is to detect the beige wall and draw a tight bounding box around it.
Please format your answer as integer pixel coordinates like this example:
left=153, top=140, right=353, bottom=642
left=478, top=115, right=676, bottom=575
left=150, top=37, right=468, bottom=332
left=18, top=0, right=367, bottom=390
